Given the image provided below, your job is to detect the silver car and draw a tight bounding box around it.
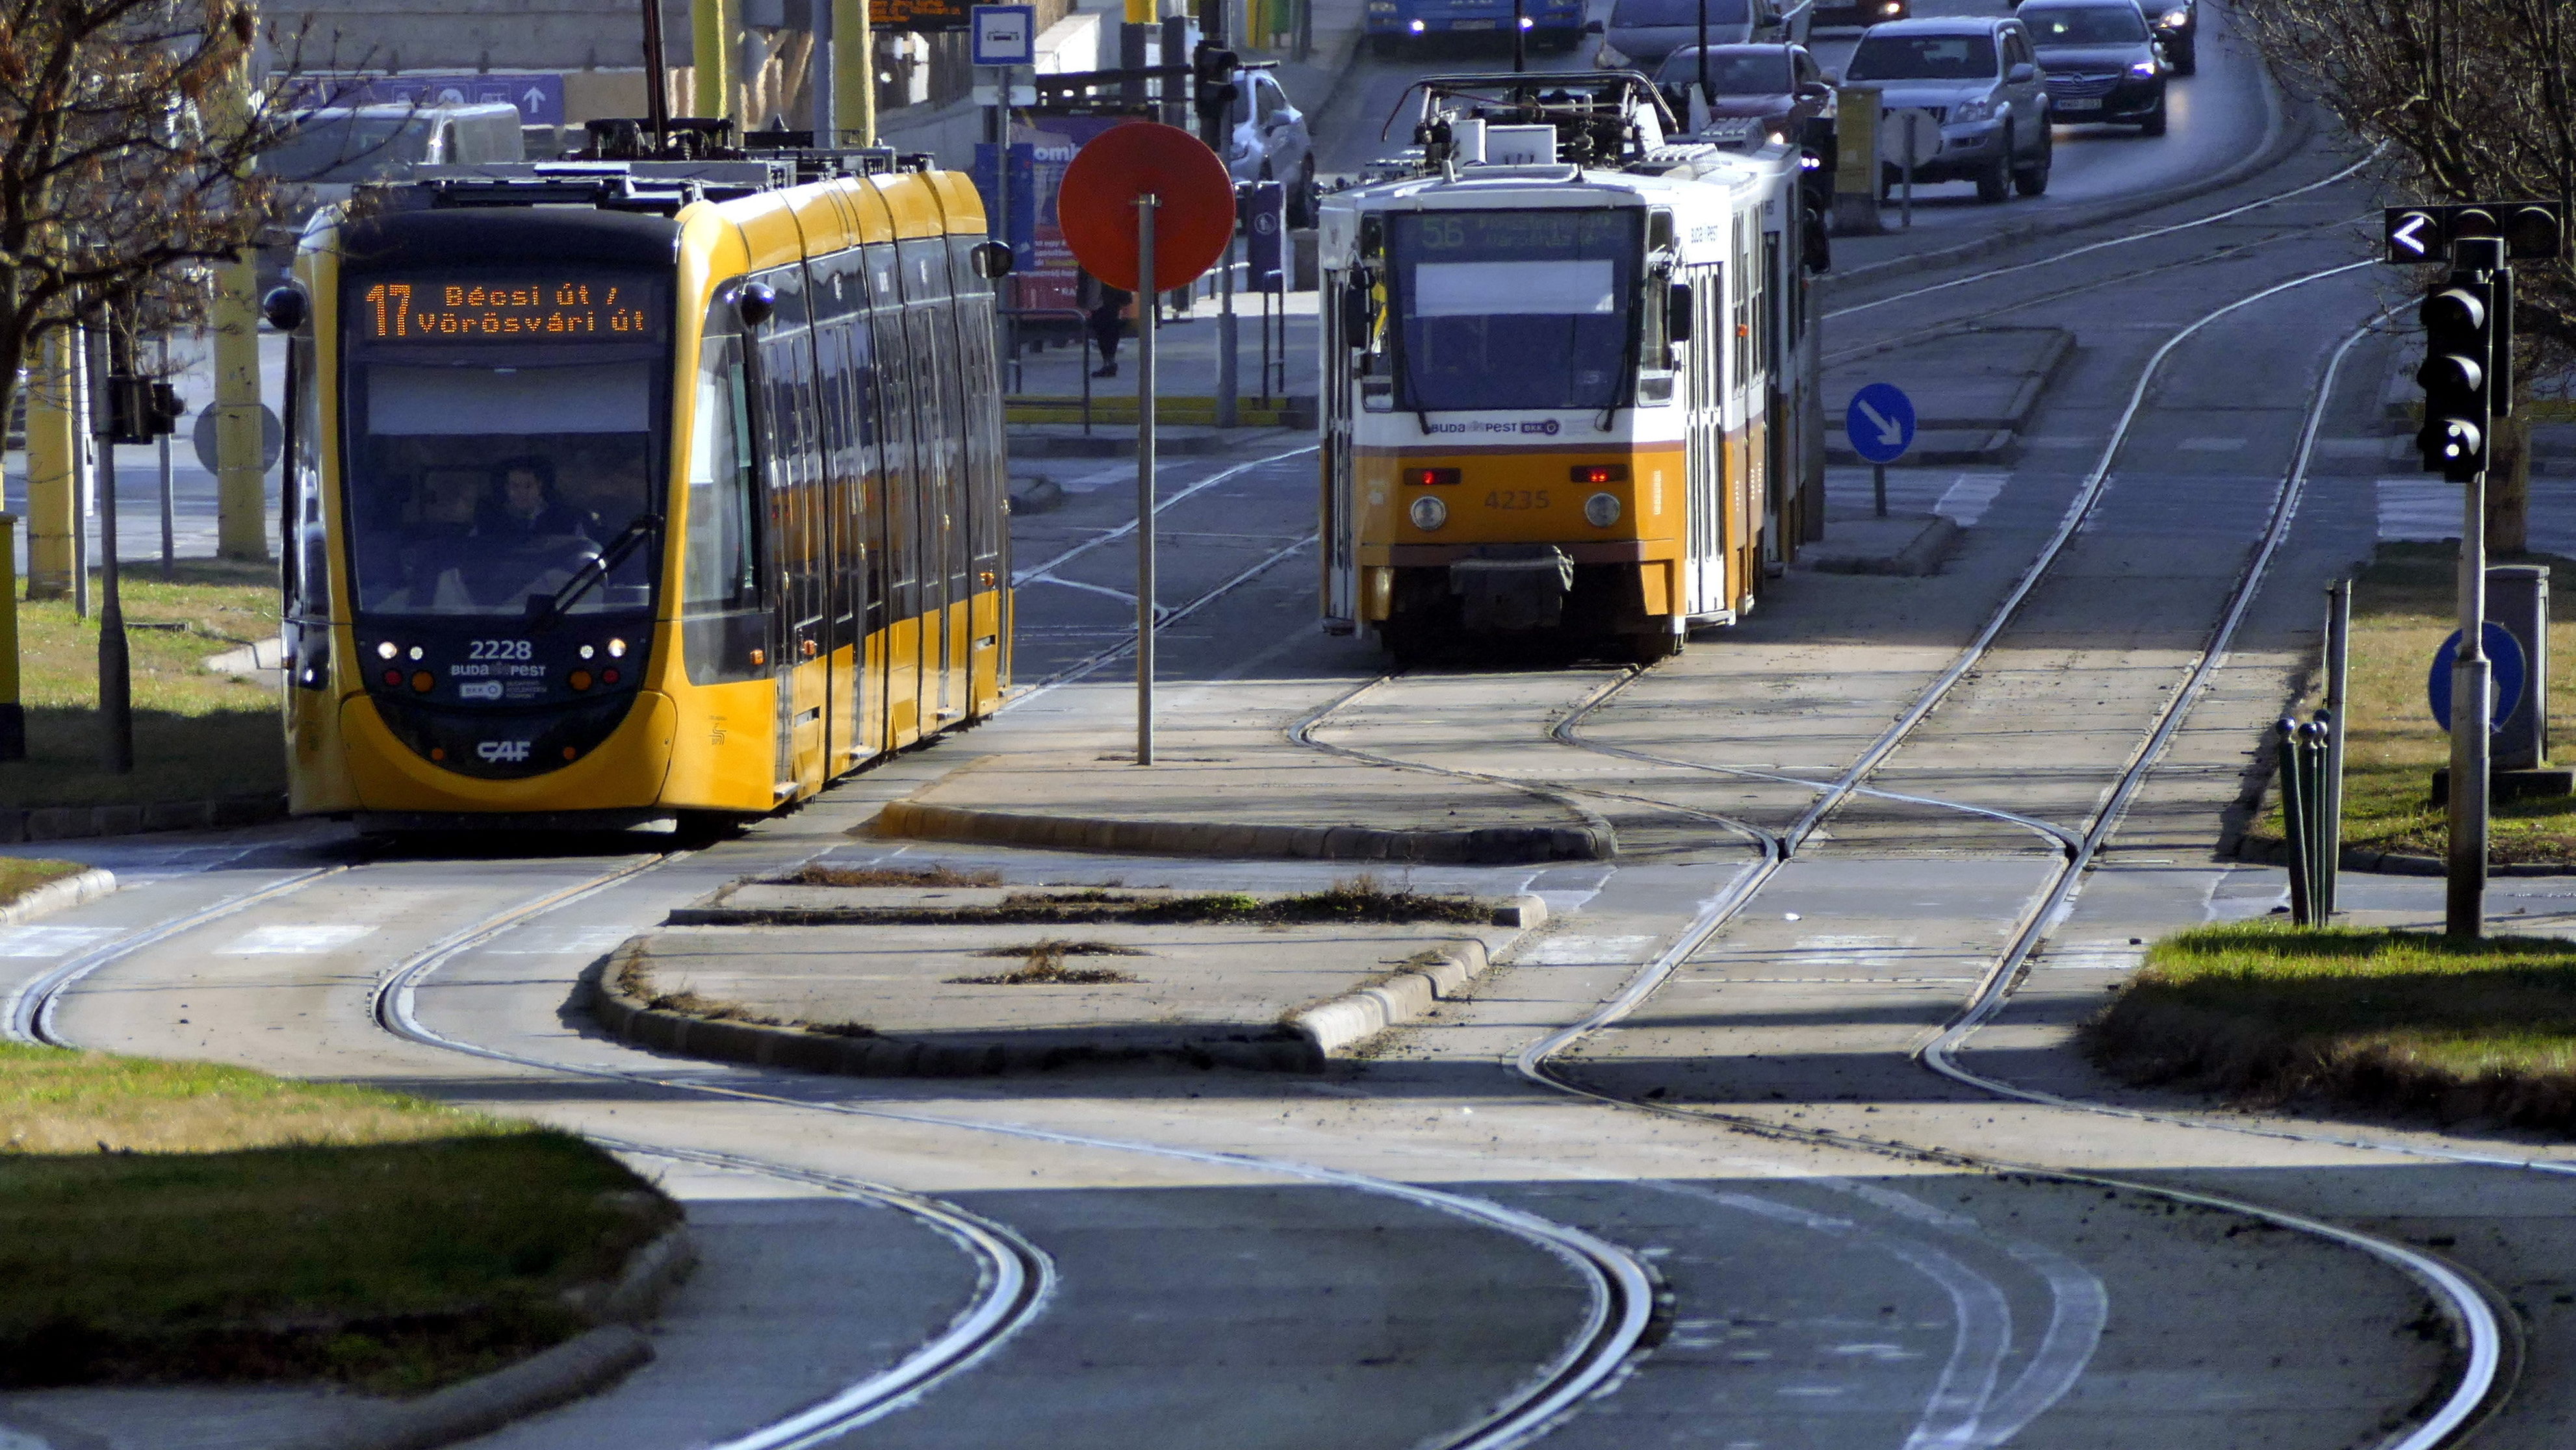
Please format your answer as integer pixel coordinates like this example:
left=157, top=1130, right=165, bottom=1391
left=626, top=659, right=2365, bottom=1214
left=1592, top=0, right=1811, bottom=77
left=1838, top=15, right=2052, bottom=202
left=1218, top=68, right=1318, bottom=227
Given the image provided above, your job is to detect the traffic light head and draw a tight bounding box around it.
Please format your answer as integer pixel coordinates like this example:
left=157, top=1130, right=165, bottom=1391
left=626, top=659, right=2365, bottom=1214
left=2418, top=279, right=2495, bottom=481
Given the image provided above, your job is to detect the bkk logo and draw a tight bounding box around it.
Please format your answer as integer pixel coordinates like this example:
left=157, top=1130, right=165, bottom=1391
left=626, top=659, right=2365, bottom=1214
left=476, top=739, right=532, bottom=763
left=1519, top=420, right=1560, bottom=435
left=457, top=680, right=504, bottom=702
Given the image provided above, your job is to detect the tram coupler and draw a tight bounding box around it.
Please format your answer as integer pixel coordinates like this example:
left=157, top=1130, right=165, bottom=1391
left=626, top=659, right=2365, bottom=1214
left=1451, top=546, right=1576, bottom=633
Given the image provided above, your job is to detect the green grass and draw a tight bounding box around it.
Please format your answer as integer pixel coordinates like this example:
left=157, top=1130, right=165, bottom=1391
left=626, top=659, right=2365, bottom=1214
left=2089, top=921, right=2576, bottom=1132
left=1, top=559, right=283, bottom=809
left=2254, top=543, right=2576, bottom=865
left=0, top=1043, right=676, bottom=1392
left=0, top=856, right=89, bottom=904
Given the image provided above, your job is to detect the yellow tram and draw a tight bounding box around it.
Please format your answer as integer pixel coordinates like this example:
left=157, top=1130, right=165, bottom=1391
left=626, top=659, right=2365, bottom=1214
left=272, top=139, right=1011, bottom=828
left=1319, top=73, right=1826, bottom=663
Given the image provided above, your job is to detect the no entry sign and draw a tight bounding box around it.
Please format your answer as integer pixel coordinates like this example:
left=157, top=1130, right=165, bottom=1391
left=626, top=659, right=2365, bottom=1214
left=1057, top=123, right=1234, bottom=293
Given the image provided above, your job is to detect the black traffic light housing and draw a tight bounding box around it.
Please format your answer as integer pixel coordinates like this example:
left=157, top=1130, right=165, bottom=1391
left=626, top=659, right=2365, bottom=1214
left=1192, top=43, right=1239, bottom=142
left=2418, top=279, right=2493, bottom=482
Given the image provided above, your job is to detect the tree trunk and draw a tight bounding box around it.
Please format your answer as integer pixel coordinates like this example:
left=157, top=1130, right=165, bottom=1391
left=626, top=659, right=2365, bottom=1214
left=2489, top=411, right=2531, bottom=555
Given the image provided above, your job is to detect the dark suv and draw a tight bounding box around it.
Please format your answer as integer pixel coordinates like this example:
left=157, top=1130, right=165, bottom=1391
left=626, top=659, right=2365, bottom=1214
left=2017, top=0, right=2168, bottom=134
left=1840, top=16, right=2052, bottom=202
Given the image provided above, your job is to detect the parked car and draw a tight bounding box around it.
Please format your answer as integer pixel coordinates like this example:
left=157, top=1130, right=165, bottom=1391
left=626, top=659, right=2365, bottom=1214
left=257, top=102, right=526, bottom=289
left=1654, top=42, right=1835, bottom=141
left=1591, top=0, right=1810, bottom=77
left=1812, top=0, right=1906, bottom=29
left=1839, top=15, right=2051, bottom=202
left=1220, top=68, right=1318, bottom=227
left=2015, top=0, right=2168, bottom=134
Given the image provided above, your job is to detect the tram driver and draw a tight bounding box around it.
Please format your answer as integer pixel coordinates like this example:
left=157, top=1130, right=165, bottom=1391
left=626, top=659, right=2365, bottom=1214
left=481, top=458, right=594, bottom=542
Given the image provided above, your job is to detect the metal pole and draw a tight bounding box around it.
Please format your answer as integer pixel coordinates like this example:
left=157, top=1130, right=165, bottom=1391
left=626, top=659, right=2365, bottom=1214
left=808, top=0, right=832, bottom=145
left=1872, top=462, right=1886, bottom=518
left=1696, top=0, right=1709, bottom=125
left=1515, top=0, right=1528, bottom=71
left=2449, top=461, right=2492, bottom=936
left=1218, top=203, right=1239, bottom=427
left=71, top=333, right=89, bottom=619
left=2323, top=578, right=2351, bottom=917
left=1136, top=194, right=1158, bottom=767
left=88, top=319, right=130, bottom=774
left=1901, top=113, right=1915, bottom=229
left=2278, top=720, right=2312, bottom=925
left=156, top=336, right=174, bottom=578
left=0, top=513, right=21, bottom=760
left=641, top=0, right=671, bottom=151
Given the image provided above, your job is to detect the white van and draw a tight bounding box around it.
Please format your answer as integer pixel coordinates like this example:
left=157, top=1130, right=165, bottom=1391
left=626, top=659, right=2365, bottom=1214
left=260, top=103, right=526, bottom=284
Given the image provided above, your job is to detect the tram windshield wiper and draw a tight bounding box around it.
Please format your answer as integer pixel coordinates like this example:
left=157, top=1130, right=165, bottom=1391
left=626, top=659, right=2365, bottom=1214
left=528, top=513, right=662, bottom=630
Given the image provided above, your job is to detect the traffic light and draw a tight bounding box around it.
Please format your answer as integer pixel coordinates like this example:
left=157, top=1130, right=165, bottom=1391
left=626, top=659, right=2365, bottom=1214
left=1192, top=43, right=1239, bottom=140
left=2419, top=279, right=2493, bottom=481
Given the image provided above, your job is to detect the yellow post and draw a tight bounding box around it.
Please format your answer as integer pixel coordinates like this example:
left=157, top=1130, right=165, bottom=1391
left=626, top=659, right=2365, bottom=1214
left=1126, top=0, right=1152, bottom=21
left=23, top=334, right=75, bottom=600
left=834, top=0, right=873, bottom=146
left=213, top=253, right=269, bottom=561
left=0, top=512, right=21, bottom=761
left=694, top=0, right=739, bottom=123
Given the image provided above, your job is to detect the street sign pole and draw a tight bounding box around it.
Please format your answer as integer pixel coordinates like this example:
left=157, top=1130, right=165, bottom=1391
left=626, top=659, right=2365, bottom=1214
left=2447, top=233, right=2510, bottom=937
left=85, top=314, right=131, bottom=775
left=1873, top=462, right=1887, bottom=518
left=1136, top=194, right=1159, bottom=767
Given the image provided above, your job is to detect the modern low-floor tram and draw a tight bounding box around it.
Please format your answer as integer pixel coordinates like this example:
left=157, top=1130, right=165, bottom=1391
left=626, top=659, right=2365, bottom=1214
left=277, top=141, right=1011, bottom=828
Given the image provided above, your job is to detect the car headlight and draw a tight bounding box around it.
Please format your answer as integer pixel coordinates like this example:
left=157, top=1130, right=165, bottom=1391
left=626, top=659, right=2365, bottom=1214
left=1879, top=0, right=1901, bottom=12
left=2130, top=58, right=2158, bottom=77
left=1410, top=495, right=1448, bottom=530
left=2159, top=6, right=2189, bottom=25
left=1950, top=95, right=1996, bottom=123
left=1584, top=492, right=1622, bottom=528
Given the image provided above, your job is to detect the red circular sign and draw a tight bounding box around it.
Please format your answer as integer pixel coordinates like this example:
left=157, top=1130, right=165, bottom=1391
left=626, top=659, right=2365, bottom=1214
left=1057, top=122, right=1235, bottom=293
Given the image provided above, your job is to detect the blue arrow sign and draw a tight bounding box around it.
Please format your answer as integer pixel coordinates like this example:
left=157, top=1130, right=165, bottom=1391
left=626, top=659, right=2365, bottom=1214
left=1846, top=383, right=1915, bottom=465
left=2427, top=622, right=2528, bottom=733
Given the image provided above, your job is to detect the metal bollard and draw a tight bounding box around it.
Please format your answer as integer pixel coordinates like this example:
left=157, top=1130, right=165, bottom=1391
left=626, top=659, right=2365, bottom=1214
left=2276, top=711, right=2340, bottom=926
left=2279, top=718, right=2315, bottom=925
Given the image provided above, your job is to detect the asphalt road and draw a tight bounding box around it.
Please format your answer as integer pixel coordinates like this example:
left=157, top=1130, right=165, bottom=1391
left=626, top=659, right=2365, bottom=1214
left=7, top=25, right=2555, bottom=1450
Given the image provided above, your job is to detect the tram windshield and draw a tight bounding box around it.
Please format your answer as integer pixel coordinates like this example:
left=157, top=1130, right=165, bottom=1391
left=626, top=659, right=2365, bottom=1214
left=1389, top=210, right=1641, bottom=412
left=339, top=270, right=668, bottom=618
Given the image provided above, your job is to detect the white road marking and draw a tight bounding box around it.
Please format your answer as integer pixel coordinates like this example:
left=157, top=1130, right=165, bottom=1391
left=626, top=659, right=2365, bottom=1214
left=483, top=924, right=637, bottom=956
left=2313, top=437, right=2389, bottom=457
left=1525, top=934, right=1655, bottom=965
left=2176, top=437, right=2247, bottom=452
left=218, top=923, right=376, bottom=955
left=2041, top=939, right=2146, bottom=971
left=0, top=925, right=120, bottom=957
left=1935, top=473, right=2009, bottom=527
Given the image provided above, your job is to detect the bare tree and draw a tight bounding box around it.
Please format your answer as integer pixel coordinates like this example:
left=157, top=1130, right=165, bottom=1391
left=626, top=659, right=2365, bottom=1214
left=0, top=0, right=292, bottom=431
left=2240, top=0, right=2576, bottom=372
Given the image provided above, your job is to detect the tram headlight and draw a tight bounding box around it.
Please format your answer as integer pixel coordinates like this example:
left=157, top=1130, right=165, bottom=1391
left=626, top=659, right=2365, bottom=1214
left=1409, top=495, right=1448, bottom=531
left=608, top=638, right=628, bottom=658
left=1584, top=492, right=1623, bottom=528
left=579, top=644, right=596, bottom=660
left=375, top=641, right=397, bottom=661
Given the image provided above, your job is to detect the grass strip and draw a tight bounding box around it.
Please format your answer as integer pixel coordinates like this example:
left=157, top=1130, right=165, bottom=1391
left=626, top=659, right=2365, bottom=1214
left=0, top=1043, right=676, bottom=1393
left=0, top=856, right=91, bottom=906
left=2089, top=921, right=2576, bottom=1132
left=3, top=561, right=284, bottom=809
left=2250, top=542, right=2576, bottom=865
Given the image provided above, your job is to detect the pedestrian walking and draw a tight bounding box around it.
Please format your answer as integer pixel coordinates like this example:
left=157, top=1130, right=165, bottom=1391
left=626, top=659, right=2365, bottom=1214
left=1077, top=269, right=1131, bottom=379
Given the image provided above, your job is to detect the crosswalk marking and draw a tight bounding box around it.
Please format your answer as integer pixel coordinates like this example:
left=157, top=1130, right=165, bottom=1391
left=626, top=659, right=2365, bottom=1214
left=218, top=923, right=376, bottom=955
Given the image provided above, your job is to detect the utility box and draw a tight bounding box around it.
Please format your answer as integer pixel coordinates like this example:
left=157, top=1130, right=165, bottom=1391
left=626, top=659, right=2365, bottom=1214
left=2492, top=563, right=2551, bottom=770
left=1831, top=86, right=1881, bottom=236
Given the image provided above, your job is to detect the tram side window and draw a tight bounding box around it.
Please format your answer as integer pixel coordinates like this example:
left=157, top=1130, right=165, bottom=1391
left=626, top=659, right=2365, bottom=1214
left=286, top=333, right=327, bottom=618
left=685, top=329, right=760, bottom=613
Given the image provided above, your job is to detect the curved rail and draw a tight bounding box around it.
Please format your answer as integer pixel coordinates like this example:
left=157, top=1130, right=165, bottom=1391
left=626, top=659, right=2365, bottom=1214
left=1292, top=258, right=2516, bottom=1447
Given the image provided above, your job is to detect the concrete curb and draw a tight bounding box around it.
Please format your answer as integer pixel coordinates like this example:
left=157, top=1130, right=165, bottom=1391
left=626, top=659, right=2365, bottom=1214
left=589, top=898, right=1544, bottom=1073
left=0, top=794, right=287, bottom=843
left=1808, top=516, right=1962, bottom=577
left=1826, top=428, right=2018, bottom=466
left=2233, top=832, right=2576, bottom=879
left=871, top=798, right=1613, bottom=863
left=271, top=1225, right=695, bottom=1450
left=0, top=867, right=116, bottom=926
left=1823, top=64, right=2314, bottom=294
left=1288, top=925, right=1526, bottom=1058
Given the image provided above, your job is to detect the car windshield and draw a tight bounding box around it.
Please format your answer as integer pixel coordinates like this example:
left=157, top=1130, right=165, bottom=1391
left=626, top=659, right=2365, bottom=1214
left=264, top=114, right=436, bottom=183
left=1658, top=50, right=1796, bottom=94
left=1610, top=0, right=1748, bottom=26
left=2022, top=6, right=2150, bottom=43
left=1844, top=33, right=2000, bottom=81
left=341, top=271, right=671, bottom=618
left=1392, top=210, right=1639, bottom=413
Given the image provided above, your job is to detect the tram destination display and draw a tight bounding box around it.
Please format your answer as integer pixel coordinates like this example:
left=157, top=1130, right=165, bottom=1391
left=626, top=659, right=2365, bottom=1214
left=353, top=275, right=661, bottom=342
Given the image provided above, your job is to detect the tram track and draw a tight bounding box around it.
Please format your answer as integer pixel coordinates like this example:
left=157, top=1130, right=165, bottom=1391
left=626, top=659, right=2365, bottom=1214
left=1287, top=255, right=2523, bottom=1445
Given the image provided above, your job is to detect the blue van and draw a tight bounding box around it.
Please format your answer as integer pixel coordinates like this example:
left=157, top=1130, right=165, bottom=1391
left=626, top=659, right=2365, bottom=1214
left=1369, top=0, right=1588, bottom=55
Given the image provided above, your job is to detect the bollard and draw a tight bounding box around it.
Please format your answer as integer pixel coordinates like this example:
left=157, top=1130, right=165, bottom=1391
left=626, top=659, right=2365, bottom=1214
left=2279, top=718, right=2314, bottom=926
left=2304, top=715, right=2337, bottom=920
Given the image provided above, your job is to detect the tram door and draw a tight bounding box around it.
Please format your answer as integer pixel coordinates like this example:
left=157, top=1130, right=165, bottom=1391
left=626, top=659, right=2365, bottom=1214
left=1683, top=260, right=1727, bottom=615
left=1319, top=268, right=1358, bottom=628
left=899, top=239, right=962, bottom=728
left=866, top=244, right=925, bottom=746
left=755, top=263, right=828, bottom=798
left=814, top=252, right=871, bottom=770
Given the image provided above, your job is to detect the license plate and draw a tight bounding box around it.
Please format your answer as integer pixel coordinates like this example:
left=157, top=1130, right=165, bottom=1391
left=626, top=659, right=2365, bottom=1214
left=1450, top=18, right=1497, bottom=28
left=2057, top=96, right=2104, bottom=110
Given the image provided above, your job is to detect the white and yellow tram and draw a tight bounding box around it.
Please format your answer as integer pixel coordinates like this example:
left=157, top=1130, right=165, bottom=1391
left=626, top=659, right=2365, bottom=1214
left=1319, top=73, right=1826, bottom=663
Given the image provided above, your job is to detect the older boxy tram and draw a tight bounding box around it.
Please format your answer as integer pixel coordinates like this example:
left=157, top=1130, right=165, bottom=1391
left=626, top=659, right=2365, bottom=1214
left=273, top=138, right=1010, bottom=828
left=1318, top=73, right=1827, bottom=663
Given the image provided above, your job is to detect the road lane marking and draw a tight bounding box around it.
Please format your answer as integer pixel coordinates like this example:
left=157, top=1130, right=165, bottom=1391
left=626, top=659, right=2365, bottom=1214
left=0, top=926, right=120, bottom=957
left=218, top=923, right=376, bottom=954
